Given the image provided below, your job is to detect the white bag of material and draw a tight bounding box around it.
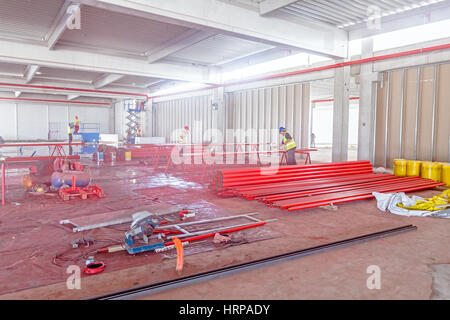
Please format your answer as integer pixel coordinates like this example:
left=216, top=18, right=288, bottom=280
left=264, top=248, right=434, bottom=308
left=372, top=192, right=431, bottom=217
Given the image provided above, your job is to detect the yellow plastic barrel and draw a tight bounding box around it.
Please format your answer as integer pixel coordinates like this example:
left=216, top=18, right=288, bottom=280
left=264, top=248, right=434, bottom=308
left=406, top=160, right=421, bottom=177
left=441, top=163, right=450, bottom=187
left=421, top=161, right=442, bottom=182
left=125, top=151, right=132, bottom=161
left=393, top=159, right=407, bottom=176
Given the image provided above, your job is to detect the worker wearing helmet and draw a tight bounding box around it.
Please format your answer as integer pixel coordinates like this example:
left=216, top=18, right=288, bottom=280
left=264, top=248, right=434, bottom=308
left=279, top=127, right=297, bottom=165
left=178, top=125, right=190, bottom=156
left=73, top=116, right=80, bottom=134
left=179, top=126, right=189, bottom=144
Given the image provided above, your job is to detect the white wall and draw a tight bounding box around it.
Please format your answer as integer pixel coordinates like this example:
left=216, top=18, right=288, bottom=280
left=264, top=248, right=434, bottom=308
left=0, top=101, right=113, bottom=141
left=312, top=101, right=359, bottom=146
left=0, top=102, right=16, bottom=140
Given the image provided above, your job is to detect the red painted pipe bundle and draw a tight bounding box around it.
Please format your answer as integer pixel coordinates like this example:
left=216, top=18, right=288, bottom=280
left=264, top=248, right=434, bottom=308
left=210, top=161, right=445, bottom=212
left=213, top=161, right=373, bottom=192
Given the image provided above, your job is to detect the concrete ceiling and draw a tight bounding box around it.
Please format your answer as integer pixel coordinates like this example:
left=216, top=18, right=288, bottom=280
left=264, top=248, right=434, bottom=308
left=0, top=0, right=446, bottom=102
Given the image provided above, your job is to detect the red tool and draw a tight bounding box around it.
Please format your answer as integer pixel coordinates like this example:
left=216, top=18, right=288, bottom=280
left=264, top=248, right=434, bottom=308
left=83, top=262, right=105, bottom=275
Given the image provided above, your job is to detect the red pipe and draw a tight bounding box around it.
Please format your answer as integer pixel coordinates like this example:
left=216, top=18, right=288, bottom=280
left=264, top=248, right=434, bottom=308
left=220, top=160, right=371, bottom=175
left=278, top=179, right=444, bottom=209
left=312, top=97, right=360, bottom=103
left=6, top=155, right=80, bottom=162
left=0, top=97, right=110, bottom=106
left=149, top=43, right=450, bottom=100
left=164, top=221, right=266, bottom=246
left=264, top=176, right=422, bottom=203
left=0, top=143, right=84, bottom=147
left=287, top=181, right=444, bottom=211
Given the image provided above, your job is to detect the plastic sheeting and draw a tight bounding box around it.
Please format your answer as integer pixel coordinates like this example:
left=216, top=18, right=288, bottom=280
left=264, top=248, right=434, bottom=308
left=373, top=192, right=450, bottom=218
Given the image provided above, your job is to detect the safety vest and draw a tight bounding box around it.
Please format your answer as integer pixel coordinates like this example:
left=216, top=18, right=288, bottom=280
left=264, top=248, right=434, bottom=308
left=283, top=134, right=296, bottom=150
left=68, top=125, right=73, bottom=134
left=178, top=130, right=187, bottom=144
left=74, top=118, right=80, bottom=126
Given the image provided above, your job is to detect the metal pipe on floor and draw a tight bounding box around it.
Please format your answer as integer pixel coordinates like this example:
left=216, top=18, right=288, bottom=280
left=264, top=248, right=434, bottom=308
left=90, top=225, right=417, bottom=300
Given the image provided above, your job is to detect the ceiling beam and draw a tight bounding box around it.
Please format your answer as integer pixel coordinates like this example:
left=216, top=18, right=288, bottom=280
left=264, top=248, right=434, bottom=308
left=146, top=30, right=216, bottom=63
left=67, top=94, right=80, bottom=100
left=145, top=79, right=166, bottom=88
left=93, top=73, right=125, bottom=88
left=47, top=1, right=80, bottom=50
left=72, top=0, right=348, bottom=58
left=349, top=1, right=450, bottom=40
left=0, top=77, right=146, bottom=99
left=259, top=0, right=298, bottom=16
left=24, top=65, right=40, bottom=83
left=0, top=39, right=215, bottom=83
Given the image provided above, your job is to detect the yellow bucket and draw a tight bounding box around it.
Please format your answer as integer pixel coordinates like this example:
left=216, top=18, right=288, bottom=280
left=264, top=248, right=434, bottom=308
left=421, top=162, right=442, bottom=182
left=393, top=159, right=407, bottom=176
left=406, top=160, right=421, bottom=177
left=441, top=163, right=450, bottom=187
left=125, top=151, right=132, bottom=161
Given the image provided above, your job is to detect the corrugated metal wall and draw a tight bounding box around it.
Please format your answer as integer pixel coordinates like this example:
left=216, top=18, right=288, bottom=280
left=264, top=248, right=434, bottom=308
left=153, top=95, right=213, bottom=143
left=225, top=83, right=310, bottom=149
left=374, top=62, right=450, bottom=167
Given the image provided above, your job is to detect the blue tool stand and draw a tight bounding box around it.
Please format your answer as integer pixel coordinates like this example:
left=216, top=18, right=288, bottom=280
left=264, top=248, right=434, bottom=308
left=74, top=123, right=100, bottom=154
left=124, top=241, right=165, bottom=254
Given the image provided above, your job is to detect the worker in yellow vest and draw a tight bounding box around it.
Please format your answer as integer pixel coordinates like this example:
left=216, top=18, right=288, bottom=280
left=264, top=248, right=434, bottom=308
left=73, top=116, right=80, bottom=133
left=178, top=125, right=190, bottom=156
left=279, top=127, right=296, bottom=165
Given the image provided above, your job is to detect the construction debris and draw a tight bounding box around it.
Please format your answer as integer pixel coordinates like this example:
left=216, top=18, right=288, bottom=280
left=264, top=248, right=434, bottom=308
left=213, top=233, right=231, bottom=243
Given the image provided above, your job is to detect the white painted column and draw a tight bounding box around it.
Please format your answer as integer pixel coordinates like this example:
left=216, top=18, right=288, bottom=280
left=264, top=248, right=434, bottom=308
left=332, top=63, right=350, bottom=162
left=145, top=99, right=153, bottom=137
left=357, top=37, right=377, bottom=162
left=212, top=87, right=225, bottom=143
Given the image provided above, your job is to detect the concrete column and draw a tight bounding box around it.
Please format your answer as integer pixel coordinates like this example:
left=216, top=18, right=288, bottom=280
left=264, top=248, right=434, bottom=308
left=300, top=83, right=311, bottom=149
left=357, top=37, right=377, bottom=162
left=145, top=99, right=154, bottom=136
left=212, top=87, right=225, bottom=143
left=309, top=101, right=316, bottom=148
left=332, top=63, right=350, bottom=162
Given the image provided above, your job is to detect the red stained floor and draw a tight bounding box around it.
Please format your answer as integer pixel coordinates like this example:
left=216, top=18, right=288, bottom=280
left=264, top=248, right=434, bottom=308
left=0, top=160, right=449, bottom=299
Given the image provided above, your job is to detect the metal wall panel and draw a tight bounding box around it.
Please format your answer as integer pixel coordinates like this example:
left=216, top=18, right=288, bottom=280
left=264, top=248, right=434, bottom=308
left=225, top=83, right=310, bottom=148
left=153, top=95, right=212, bottom=143
left=374, top=62, right=450, bottom=167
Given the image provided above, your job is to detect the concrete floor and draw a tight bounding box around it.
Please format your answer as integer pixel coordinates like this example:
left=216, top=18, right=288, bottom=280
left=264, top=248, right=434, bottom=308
left=0, top=157, right=448, bottom=300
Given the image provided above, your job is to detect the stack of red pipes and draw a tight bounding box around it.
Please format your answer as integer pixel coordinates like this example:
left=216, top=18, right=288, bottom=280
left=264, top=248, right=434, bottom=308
left=211, top=161, right=444, bottom=212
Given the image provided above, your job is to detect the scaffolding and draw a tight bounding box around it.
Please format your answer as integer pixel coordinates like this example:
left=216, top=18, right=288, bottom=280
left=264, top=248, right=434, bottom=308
left=124, top=99, right=146, bottom=141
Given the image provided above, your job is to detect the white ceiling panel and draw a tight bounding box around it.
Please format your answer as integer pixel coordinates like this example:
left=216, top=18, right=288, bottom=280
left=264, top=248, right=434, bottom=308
left=0, top=62, right=27, bottom=75
left=167, top=34, right=274, bottom=65
left=59, top=5, right=192, bottom=55
left=0, top=0, right=65, bottom=40
left=114, top=75, right=163, bottom=87
left=36, top=66, right=104, bottom=82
